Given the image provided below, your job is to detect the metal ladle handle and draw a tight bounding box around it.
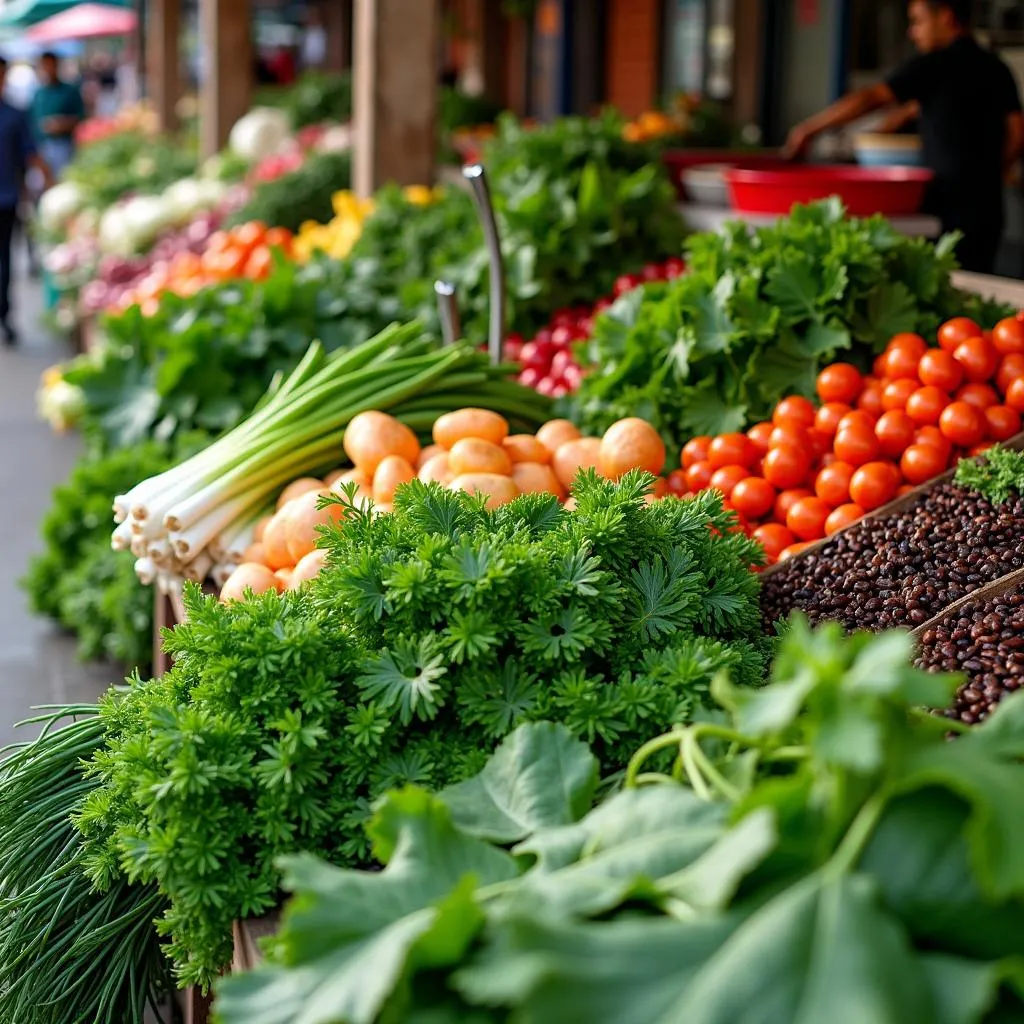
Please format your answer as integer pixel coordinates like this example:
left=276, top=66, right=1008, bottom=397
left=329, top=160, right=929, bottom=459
left=462, top=163, right=506, bottom=367
left=434, top=280, right=461, bottom=346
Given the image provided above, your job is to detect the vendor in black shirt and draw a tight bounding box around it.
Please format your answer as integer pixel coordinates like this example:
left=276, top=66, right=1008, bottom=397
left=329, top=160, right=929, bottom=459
left=785, top=0, right=1024, bottom=274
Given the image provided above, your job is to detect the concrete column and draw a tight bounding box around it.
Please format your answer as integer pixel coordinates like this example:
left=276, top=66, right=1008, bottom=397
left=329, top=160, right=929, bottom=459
left=352, top=0, right=440, bottom=196
left=199, top=0, right=253, bottom=159
left=147, top=0, right=181, bottom=132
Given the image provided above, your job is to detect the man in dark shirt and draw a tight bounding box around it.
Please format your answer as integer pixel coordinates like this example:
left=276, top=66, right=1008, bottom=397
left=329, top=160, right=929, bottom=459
left=29, top=51, right=84, bottom=181
left=785, top=0, right=1024, bottom=274
left=0, top=58, right=50, bottom=346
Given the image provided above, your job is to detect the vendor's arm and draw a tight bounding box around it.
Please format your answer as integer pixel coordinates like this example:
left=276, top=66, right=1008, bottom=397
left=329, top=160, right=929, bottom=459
left=783, top=83, right=896, bottom=158
left=876, top=100, right=920, bottom=134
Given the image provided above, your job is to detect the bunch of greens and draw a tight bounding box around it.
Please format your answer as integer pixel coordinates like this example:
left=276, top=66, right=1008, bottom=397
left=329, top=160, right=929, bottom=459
left=0, top=707, right=170, bottom=1024
left=955, top=443, right=1024, bottom=504
left=255, top=72, right=353, bottom=128
left=75, top=473, right=768, bottom=988
left=217, top=620, right=1024, bottom=1024
left=228, top=150, right=352, bottom=232
left=568, top=199, right=1014, bottom=449
left=65, top=255, right=370, bottom=453
left=22, top=438, right=204, bottom=670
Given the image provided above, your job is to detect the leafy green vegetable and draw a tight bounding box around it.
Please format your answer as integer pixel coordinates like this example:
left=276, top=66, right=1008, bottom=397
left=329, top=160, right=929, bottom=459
left=955, top=444, right=1024, bottom=505
left=568, top=200, right=1015, bottom=452
left=215, top=621, right=1024, bottom=1024
left=77, top=473, right=768, bottom=988
left=228, top=150, right=352, bottom=232
left=254, top=72, right=352, bottom=129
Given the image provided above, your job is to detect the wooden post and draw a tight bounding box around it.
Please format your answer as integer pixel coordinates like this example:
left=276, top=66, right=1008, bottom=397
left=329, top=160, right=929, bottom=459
left=199, top=0, right=253, bottom=159
left=323, top=0, right=351, bottom=72
left=147, top=0, right=181, bottom=132
left=732, top=0, right=765, bottom=130
left=352, top=0, right=440, bottom=196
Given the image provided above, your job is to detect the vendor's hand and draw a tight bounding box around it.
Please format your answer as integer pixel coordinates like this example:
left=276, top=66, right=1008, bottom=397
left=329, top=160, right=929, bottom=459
left=783, top=123, right=813, bottom=160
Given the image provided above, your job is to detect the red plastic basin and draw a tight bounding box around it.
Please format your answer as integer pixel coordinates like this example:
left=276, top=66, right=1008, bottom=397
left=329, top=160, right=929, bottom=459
left=724, top=165, right=934, bottom=217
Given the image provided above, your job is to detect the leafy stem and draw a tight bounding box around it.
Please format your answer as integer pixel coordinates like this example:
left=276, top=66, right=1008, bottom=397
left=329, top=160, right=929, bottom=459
left=823, top=788, right=889, bottom=881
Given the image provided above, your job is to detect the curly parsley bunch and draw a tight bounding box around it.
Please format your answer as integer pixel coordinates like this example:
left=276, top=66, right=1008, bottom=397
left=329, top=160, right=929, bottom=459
left=76, top=472, right=769, bottom=988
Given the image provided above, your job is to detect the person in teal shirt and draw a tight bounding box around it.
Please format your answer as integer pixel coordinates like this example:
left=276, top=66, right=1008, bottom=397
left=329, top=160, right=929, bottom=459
left=29, top=51, right=84, bottom=180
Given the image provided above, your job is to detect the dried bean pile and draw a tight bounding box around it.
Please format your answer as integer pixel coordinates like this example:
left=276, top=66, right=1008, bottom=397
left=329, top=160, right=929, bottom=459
left=918, top=587, right=1024, bottom=724
left=760, top=483, right=1024, bottom=631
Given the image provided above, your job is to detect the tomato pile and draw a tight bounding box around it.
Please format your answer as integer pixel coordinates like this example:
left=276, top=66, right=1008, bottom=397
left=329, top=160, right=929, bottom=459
left=114, top=221, right=294, bottom=315
left=668, top=313, right=1024, bottom=563
left=508, top=256, right=686, bottom=398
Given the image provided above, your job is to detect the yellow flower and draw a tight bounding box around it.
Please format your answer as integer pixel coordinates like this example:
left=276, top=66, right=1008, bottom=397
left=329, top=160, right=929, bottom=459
left=402, top=185, right=435, bottom=206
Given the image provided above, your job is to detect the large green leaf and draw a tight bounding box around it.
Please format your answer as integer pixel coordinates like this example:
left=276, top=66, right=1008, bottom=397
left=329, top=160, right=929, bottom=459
left=438, top=722, right=599, bottom=843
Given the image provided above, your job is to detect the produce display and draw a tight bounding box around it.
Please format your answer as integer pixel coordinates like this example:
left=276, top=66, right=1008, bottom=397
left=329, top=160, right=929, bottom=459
left=567, top=201, right=1013, bottom=451
left=216, top=623, right=1024, bottom=1024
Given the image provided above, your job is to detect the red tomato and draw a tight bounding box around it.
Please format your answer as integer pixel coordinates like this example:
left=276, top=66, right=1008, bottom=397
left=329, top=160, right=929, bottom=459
left=881, top=378, right=919, bottom=412
left=914, top=427, right=953, bottom=462
left=955, top=382, right=999, bottom=410
left=814, top=461, right=855, bottom=507
left=874, top=410, right=917, bottom=458
left=731, top=477, right=777, bottom=520
left=769, top=423, right=811, bottom=451
left=666, top=469, right=689, bottom=495
left=900, top=443, right=947, bottom=484
left=873, top=354, right=888, bottom=377
left=763, top=445, right=811, bottom=489
left=707, top=433, right=757, bottom=469
left=681, top=435, right=712, bottom=469
left=774, top=487, right=813, bottom=524
left=773, top=395, right=817, bottom=429
left=849, top=462, right=898, bottom=511
left=984, top=404, right=1022, bottom=442
left=1006, top=377, right=1024, bottom=413
left=709, top=464, right=750, bottom=497
left=837, top=410, right=877, bottom=434
left=992, top=316, right=1024, bottom=355
left=786, top=496, right=831, bottom=541
left=953, top=336, right=999, bottom=383
left=886, top=332, right=928, bottom=358
left=905, top=385, right=950, bottom=426
left=779, top=541, right=814, bottom=561
left=815, top=402, right=853, bottom=437
left=825, top=502, right=865, bottom=536
left=856, top=382, right=885, bottom=416
left=917, top=350, right=963, bottom=392
left=752, top=523, right=797, bottom=560
left=938, top=401, right=984, bottom=447
left=746, top=422, right=775, bottom=454
left=897, top=483, right=915, bottom=496
left=996, top=354, right=1024, bottom=396
left=816, top=364, right=863, bottom=405
left=833, top=425, right=880, bottom=466
left=938, top=317, right=981, bottom=353
left=968, top=442, right=994, bottom=457
left=685, top=460, right=714, bottom=491
left=883, top=345, right=922, bottom=381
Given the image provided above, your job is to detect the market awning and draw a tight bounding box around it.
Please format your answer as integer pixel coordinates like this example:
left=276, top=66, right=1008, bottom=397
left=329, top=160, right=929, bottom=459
left=26, top=2, right=136, bottom=41
left=0, top=0, right=130, bottom=32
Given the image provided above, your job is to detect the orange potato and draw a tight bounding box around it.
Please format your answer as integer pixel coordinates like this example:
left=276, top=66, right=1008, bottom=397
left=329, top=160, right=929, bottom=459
left=563, top=496, right=579, bottom=511
left=511, top=462, right=566, bottom=499
left=274, top=568, right=293, bottom=587
left=261, top=507, right=296, bottom=570
left=600, top=417, right=666, bottom=479
left=289, top=548, right=328, bottom=589
left=373, top=455, right=416, bottom=504
left=418, top=452, right=455, bottom=486
left=416, top=443, right=446, bottom=470
left=344, top=411, right=420, bottom=474
left=323, top=468, right=347, bottom=487
left=330, top=467, right=372, bottom=504
left=252, top=514, right=273, bottom=542
left=450, top=472, right=519, bottom=509
left=242, top=541, right=268, bottom=565
left=552, top=437, right=603, bottom=491
left=433, top=408, right=509, bottom=448
left=276, top=477, right=324, bottom=510
left=220, top=562, right=283, bottom=602
left=536, top=419, right=581, bottom=455
left=283, top=489, right=347, bottom=564
left=503, top=434, right=551, bottom=465
left=448, top=437, right=513, bottom=477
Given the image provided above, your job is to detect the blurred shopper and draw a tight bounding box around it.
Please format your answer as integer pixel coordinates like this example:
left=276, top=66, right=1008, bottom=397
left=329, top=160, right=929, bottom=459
left=0, top=57, right=50, bottom=345
left=785, top=0, right=1024, bottom=274
left=30, top=51, right=84, bottom=181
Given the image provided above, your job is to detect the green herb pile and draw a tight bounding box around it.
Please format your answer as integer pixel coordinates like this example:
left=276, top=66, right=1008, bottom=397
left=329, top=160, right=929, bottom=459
left=955, top=443, right=1024, bottom=504
left=254, top=71, right=353, bottom=129
left=568, top=199, right=1014, bottom=450
left=228, top=150, right=352, bottom=233
left=22, top=438, right=206, bottom=670
left=74, top=473, right=768, bottom=988
left=217, top=620, right=1024, bottom=1024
